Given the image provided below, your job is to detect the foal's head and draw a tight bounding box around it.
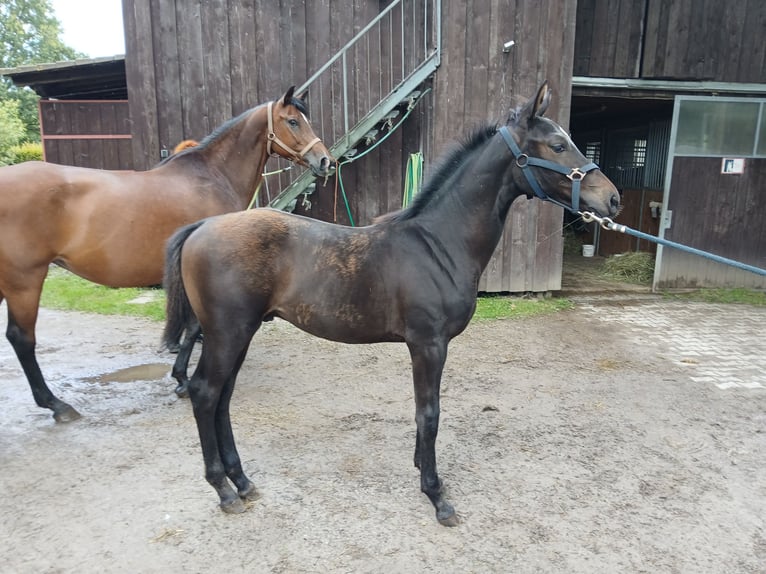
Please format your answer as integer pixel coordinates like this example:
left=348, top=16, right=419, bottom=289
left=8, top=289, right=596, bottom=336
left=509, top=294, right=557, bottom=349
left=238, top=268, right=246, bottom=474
left=509, top=83, right=620, bottom=218
left=268, top=86, right=335, bottom=177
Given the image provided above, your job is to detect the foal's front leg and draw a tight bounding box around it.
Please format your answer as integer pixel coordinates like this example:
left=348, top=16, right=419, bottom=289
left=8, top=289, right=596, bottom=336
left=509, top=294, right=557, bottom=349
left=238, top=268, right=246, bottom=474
left=407, top=339, right=458, bottom=526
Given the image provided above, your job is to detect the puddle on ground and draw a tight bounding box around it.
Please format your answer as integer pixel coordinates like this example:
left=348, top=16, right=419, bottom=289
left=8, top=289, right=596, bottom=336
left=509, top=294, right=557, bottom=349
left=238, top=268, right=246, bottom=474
left=82, top=363, right=169, bottom=385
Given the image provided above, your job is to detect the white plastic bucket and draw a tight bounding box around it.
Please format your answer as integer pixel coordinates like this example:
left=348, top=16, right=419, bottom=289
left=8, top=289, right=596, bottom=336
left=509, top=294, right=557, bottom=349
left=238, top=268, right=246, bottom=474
left=582, top=244, right=595, bottom=257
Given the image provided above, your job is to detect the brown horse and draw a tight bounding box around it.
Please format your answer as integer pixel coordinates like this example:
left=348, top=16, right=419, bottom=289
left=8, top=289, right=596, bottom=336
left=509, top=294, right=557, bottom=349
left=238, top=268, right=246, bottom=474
left=0, top=86, right=333, bottom=423
left=162, top=83, right=621, bottom=526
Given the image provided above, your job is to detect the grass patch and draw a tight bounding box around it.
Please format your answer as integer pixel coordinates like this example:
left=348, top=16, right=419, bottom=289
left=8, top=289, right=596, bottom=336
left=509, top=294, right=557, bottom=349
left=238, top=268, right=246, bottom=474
left=599, top=252, right=655, bottom=285
left=474, top=295, right=574, bottom=320
left=664, top=288, right=766, bottom=306
left=40, top=267, right=166, bottom=321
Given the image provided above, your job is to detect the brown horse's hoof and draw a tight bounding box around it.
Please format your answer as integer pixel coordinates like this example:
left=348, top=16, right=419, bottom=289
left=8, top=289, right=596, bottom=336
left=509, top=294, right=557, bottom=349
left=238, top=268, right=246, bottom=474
left=53, top=404, right=82, bottom=423
left=220, top=498, right=246, bottom=514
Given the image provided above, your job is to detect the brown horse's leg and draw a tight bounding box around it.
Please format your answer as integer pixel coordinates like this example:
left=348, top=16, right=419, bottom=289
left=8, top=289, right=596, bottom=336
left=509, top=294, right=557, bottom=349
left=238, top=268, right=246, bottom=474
left=407, top=338, right=458, bottom=526
left=170, top=321, right=201, bottom=398
left=188, top=331, right=256, bottom=513
left=3, top=284, right=81, bottom=422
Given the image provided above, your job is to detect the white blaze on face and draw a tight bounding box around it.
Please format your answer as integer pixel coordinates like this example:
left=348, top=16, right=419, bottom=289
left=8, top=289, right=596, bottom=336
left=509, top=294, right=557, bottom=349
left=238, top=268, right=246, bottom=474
left=543, top=117, right=576, bottom=148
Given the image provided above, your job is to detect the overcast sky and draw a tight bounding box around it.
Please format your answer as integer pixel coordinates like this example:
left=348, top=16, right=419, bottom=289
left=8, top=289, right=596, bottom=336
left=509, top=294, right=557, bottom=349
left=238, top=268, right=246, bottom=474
left=50, top=0, right=125, bottom=58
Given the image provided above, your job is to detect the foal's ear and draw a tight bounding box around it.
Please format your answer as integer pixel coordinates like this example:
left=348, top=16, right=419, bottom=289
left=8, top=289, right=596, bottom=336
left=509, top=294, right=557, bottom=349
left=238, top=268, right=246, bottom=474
left=514, top=81, right=552, bottom=124
left=532, top=82, right=552, bottom=117
left=282, top=85, right=297, bottom=105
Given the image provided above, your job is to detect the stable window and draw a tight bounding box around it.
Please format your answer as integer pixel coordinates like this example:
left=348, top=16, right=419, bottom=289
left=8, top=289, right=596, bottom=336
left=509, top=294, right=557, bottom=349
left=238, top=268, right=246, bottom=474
left=758, top=109, right=766, bottom=156
left=675, top=99, right=763, bottom=156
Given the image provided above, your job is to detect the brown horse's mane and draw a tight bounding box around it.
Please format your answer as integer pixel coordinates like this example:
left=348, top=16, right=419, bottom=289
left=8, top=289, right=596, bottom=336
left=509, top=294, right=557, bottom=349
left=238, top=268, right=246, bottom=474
left=173, top=140, right=199, bottom=154
left=374, top=123, right=499, bottom=225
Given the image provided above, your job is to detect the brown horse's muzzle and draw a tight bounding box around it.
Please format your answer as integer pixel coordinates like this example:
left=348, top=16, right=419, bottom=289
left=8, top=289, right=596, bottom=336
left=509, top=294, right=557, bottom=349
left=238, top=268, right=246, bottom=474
left=306, top=150, right=335, bottom=178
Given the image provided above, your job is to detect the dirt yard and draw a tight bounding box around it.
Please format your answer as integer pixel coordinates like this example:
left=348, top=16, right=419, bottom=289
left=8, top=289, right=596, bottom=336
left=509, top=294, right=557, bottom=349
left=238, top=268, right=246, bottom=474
left=1, top=299, right=764, bottom=573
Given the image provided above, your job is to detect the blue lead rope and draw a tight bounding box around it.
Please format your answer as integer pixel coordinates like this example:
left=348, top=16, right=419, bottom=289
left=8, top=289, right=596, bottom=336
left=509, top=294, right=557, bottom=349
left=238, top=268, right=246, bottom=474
left=582, top=213, right=766, bottom=277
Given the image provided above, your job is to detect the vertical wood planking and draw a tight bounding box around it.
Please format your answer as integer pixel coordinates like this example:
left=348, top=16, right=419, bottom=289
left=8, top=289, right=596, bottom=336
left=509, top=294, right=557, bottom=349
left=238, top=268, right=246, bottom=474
left=175, top=0, right=208, bottom=142
left=124, top=0, right=159, bottom=170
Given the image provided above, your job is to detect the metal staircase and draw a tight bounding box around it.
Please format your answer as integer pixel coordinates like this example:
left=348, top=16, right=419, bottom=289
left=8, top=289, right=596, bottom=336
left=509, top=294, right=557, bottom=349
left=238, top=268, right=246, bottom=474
left=268, top=0, right=441, bottom=211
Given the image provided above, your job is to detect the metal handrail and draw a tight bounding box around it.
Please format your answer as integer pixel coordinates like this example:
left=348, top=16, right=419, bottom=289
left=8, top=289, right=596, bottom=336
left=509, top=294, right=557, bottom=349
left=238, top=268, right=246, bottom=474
left=268, top=0, right=441, bottom=210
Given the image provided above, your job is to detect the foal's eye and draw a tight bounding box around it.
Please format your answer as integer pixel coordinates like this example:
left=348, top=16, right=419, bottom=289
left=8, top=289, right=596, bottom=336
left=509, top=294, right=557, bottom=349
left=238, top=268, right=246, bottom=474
left=551, top=143, right=566, bottom=153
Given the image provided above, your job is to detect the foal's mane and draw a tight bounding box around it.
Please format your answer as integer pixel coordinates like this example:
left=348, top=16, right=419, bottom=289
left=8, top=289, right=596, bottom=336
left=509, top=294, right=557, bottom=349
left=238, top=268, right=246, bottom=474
left=374, top=123, right=498, bottom=224
left=157, top=96, right=310, bottom=166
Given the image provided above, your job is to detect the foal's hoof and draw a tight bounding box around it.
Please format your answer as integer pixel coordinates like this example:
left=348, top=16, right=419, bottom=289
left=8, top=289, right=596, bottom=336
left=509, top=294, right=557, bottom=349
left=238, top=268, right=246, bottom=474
left=53, top=404, right=82, bottom=423
left=436, top=502, right=459, bottom=527
left=220, top=498, right=247, bottom=514
left=239, top=483, right=260, bottom=502
left=437, top=512, right=460, bottom=527
left=174, top=382, right=189, bottom=399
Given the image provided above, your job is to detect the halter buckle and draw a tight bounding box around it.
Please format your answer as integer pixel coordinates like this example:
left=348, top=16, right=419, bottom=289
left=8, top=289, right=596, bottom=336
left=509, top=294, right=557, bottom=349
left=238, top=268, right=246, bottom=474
left=567, top=167, right=586, bottom=181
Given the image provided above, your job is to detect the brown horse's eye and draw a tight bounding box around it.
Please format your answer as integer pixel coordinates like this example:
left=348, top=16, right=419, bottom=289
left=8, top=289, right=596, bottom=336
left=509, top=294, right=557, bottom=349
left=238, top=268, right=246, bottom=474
left=288, top=118, right=300, bottom=128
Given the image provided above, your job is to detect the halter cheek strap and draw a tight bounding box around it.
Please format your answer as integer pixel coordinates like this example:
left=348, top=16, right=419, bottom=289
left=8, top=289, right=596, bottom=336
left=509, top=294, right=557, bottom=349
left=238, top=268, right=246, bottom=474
left=266, top=101, right=321, bottom=162
left=498, top=125, right=599, bottom=213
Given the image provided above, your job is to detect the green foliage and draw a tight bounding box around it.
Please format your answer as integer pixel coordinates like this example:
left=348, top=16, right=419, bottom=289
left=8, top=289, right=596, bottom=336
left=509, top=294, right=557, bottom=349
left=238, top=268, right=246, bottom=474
left=0, top=0, right=79, bottom=67
left=4, top=140, right=42, bottom=164
left=474, top=295, right=574, bottom=320
left=0, top=0, right=84, bottom=142
left=0, top=99, right=26, bottom=164
left=41, top=268, right=167, bottom=322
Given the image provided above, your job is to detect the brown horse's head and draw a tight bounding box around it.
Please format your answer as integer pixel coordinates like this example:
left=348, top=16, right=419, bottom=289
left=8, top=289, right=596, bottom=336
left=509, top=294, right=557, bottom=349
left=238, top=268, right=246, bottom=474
left=268, top=86, right=334, bottom=177
left=508, top=82, right=620, bottom=218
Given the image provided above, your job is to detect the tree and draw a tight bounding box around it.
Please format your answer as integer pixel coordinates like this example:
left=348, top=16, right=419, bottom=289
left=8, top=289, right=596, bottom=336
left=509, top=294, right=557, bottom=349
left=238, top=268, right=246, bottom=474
left=0, top=100, right=26, bottom=164
left=0, top=0, right=83, bottom=142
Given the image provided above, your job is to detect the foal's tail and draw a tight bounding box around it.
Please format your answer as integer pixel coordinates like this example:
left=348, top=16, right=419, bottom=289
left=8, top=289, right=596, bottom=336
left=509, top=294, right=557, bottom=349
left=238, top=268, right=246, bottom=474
left=162, top=220, right=205, bottom=351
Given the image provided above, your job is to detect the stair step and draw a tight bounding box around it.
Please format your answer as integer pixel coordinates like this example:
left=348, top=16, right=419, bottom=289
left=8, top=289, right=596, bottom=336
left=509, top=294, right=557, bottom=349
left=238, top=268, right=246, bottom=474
left=363, top=129, right=379, bottom=145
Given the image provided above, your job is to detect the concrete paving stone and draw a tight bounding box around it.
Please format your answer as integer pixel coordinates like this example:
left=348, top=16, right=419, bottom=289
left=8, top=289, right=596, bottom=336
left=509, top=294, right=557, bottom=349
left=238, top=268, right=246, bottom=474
left=576, top=297, right=766, bottom=392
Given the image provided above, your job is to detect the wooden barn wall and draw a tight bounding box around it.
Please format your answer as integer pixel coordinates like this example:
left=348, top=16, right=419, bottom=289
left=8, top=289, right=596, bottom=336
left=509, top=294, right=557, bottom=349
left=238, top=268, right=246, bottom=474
left=39, top=100, right=133, bottom=170
left=656, top=157, right=766, bottom=289
left=574, top=0, right=766, bottom=83
left=123, top=0, right=577, bottom=293
left=431, top=0, right=577, bottom=293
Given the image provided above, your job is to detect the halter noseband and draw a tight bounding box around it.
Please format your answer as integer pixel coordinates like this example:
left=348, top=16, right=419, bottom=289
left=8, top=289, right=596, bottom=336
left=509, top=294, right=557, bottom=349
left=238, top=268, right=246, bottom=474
left=266, top=101, right=321, bottom=162
left=498, top=125, right=599, bottom=213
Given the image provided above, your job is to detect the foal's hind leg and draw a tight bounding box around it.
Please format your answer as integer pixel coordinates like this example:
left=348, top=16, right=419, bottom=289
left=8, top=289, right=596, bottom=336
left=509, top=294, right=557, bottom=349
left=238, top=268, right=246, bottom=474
left=408, top=338, right=458, bottom=526
left=3, top=282, right=81, bottom=422
left=188, top=328, right=258, bottom=513
left=215, top=343, right=259, bottom=502
left=170, top=321, right=201, bottom=398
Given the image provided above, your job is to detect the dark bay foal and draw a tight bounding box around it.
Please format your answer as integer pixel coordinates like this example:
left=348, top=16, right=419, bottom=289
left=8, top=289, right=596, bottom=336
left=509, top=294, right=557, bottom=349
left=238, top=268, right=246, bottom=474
left=162, top=83, right=620, bottom=525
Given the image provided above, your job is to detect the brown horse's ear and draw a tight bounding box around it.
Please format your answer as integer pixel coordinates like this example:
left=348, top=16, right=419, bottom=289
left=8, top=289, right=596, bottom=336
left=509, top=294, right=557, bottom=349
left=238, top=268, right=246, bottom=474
left=296, top=90, right=308, bottom=103
left=282, top=86, right=297, bottom=105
